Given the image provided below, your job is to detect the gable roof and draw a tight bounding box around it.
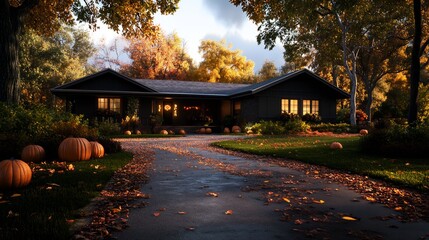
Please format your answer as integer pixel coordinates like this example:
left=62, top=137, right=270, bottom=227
left=51, top=68, right=157, bottom=93
left=51, top=68, right=349, bottom=99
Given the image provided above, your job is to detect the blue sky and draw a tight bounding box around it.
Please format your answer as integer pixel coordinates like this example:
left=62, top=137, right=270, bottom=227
left=90, top=0, right=285, bottom=73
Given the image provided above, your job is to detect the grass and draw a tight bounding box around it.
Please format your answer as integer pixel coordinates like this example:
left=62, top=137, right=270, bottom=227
left=0, top=152, right=132, bottom=240
left=213, top=135, right=429, bottom=192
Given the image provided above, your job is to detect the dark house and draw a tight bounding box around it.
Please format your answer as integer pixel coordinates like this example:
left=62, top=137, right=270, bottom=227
left=51, top=68, right=349, bottom=131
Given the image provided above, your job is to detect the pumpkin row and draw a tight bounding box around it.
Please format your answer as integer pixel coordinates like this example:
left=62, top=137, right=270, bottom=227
left=21, top=137, right=105, bottom=163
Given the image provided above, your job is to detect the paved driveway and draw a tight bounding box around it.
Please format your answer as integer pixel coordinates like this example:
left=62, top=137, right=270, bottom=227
left=114, top=135, right=429, bottom=240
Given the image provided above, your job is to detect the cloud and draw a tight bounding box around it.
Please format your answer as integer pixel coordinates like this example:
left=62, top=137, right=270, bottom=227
left=202, top=0, right=247, bottom=28
left=202, top=33, right=285, bottom=73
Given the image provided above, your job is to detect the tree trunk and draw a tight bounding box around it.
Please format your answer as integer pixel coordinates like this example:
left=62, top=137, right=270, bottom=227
left=365, top=87, right=373, bottom=122
left=0, top=2, right=22, bottom=104
left=408, top=0, right=421, bottom=125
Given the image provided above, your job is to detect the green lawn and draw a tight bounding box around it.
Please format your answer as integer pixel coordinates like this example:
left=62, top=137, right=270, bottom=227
left=213, top=135, right=429, bottom=192
left=0, top=152, right=132, bottom=240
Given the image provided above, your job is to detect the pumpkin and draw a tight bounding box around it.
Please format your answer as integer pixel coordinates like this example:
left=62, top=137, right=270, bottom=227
left=135, top=130, right=141, bottom=135
left=359, top=129, right=368, bottom=135
left=330, top=142, right=343, bottom=149
left=179, top=129, right=186, bottom=135
left=21, top=145, right=45, bottom=162
left=205, top=128, right=212, bottom=134
left=223, top=127, right=230, bottom=133
left=160, top=130, right=168, bottom=135
left=0, top=159, right=32, bottom=189
left=90, top=141, right=105, bottom=159
left=124, top=130, right=132, bottom=135
left=168, top=130, right=175, bottom=135
left=199, top=128, right=206, bottom=134
left=58, top=137, right=92, bottom=161
left=232, top=125, right=241, bottom=132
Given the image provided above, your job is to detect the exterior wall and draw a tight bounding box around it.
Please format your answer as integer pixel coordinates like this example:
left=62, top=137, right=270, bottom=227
left=239, top=75, right=339, bottom=123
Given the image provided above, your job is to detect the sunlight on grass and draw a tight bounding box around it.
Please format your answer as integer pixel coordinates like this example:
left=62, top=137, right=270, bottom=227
left=213, top=135, right=429, bottom=192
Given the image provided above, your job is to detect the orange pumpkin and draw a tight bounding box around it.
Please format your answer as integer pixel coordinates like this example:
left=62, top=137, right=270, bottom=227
left=179, top=129, right=186, bottom=135
left=232, top=125, right=241, bottom=133
left=199, top=128, right=206, bottom=134
left=330, top=142, right=343, bottom=149
left=58, top=138, right=92, bottom=161
left=168, top=130, right=175, bottom=135
left=0, top=159, right=32, bottom=189
left=124, top=130, right=132, bottom=135
left=135, top=130, right=142, bottom=135
left=359, top=129, right=368, bottom=135
left=224, top=127, right=230, bottom=133
left=205, top=128, right=212, bottom=134
left=160, top=130, right=168, bottom=135
left=90, top=141, right=105, bottom=159
left=21, top=145, right=45, bottom=162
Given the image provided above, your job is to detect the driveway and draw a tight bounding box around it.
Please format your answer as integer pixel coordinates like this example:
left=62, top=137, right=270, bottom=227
left=114, top=135, right=429, bottom=240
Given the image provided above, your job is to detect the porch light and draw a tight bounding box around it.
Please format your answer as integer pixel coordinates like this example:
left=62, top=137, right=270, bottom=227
left=173, top=104, right=178, bottom=117
left=158, top=104, right=162, bottom=112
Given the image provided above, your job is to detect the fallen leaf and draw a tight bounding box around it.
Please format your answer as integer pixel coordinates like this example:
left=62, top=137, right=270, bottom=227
left=342, top=216, right=358, bottom=221
left=10, top=193, right=21, bottom=198
left=364, top=196, right=376, bottom=202
left=313, top=199, right=325, bottom=204
left=153, top=212, right=160, bottom=217
left=206, top=192, right=219, bottom=197
left=282, top=197, right=291, bottom=203
left=112, top=208, right=121, bottom=213
left=0, top=200, right=10, bottom=204
left=178, top=211, right=187, bottom=215
left=225, top=210, right=233, bottom=215
left=66, top=219, right=75, bottom=224
left=394, top=206, right=403, bottom=211
left=67, top=164, right=75, bottom=171
left=294, top=219, right=305, bottom=225
left=185, top=227, right=195, bottom=231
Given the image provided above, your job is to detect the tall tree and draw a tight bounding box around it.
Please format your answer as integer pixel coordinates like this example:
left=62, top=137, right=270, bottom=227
left=122, top=33, right=194, bottom=80
left=1, top=0, right=179, bottom=104
left=19, top=26, right=95, bottom=106
left=409, top=0, right=422, bottom=124
left=258, top=60, right=279, bottom=81
left=231, top=0, right=409, bottom=125
left=197, top=39, right=254, bottom=83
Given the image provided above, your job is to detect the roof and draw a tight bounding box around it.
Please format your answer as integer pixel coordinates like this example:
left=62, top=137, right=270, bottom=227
left=134, top=79, right=249, bottom=96
left=51, top=68, right=349, bottom=99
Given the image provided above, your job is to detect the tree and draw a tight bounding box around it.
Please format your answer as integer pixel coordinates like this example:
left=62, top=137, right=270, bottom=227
left=258, top=60, right=279, bottom=81
left=122, top=33, right=194, bottom=80
left=197, top=39, right=254, bottom=83
left=93, top=37, right=127, bottom=71
left=231, top=0, right=409, bottom=125
left=409, top=0, right=422, bottom=124
left=1, top=0, right=179, bottom=104
left=19, top=26, right=95, bottom=106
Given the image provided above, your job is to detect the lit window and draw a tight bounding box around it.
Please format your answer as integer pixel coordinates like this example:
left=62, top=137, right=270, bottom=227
left=312, top=100, right=319, bottom=114
left=97, top=97, right=121, bottom=113
left=303, top=100, right=311, bottom=114
left=281, top=99, right=298, bottom=114
left=98, top=98, right=108, bottom=110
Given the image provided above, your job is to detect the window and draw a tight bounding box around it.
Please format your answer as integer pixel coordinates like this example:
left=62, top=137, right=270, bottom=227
left=234, top=101, right=241, bottom=115
left=281, top=99, right=298, bottom=114
left=312, top=100, right=319, bottom=114
left=303, top=100, right=311, bottom=114
left=97, top=97, right=121, bottom=113
left=303, top=99, right=319, bottom=114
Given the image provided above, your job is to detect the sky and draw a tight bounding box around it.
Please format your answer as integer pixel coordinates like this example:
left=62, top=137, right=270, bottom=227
left=89, top=0, right=285, bottom=73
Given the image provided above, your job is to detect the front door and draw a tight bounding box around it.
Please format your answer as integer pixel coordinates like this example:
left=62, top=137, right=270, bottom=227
left=163, top=101, right=173, bottom=125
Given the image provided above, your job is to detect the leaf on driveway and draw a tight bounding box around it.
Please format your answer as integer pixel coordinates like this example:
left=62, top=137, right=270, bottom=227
left=342, top=216, right=359, bottom=221
left=282, top=197, right=291, bottom=203
left=206, top=192, right=219, bottom=197
left=178, top=211, right=187, bottom=215
left=225, top=210, right=233, bottom=215
left=312, top=199, right=325, bottom=204
left=185, top=227, right=195, bottom=231
left=364, top=196, right=376, bottom=202
left=153, top=212, right=161, bottom=217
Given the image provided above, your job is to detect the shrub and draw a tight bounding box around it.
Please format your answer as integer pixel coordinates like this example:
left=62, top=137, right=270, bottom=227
left=360, top=123, right=429, bottom=158
left=51, top=116, right=99, bottom=140
left=96, top=119, right=121, bottom=136
left=121, top=114, right=141, bottom=132
left=284, top=119, right=310, bottom=133
left=311, top=123, right=355, bottom=133
left=258, top=120, right=286, bottom=135
left=301, top=113, right=322, bottom=123
left=245, top=122, right=262, bottom=134
left=280, top=112, right=301, bottom=122
left=337, top=108, right=369, bottom=124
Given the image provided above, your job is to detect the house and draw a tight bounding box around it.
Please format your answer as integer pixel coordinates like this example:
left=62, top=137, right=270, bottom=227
left=51, top=68, right=349, bottom=131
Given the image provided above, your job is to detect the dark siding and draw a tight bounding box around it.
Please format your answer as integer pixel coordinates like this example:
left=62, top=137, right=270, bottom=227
left=73, top=96, right=97, bottom=119
left=241, top=74, right=338, bottom=122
